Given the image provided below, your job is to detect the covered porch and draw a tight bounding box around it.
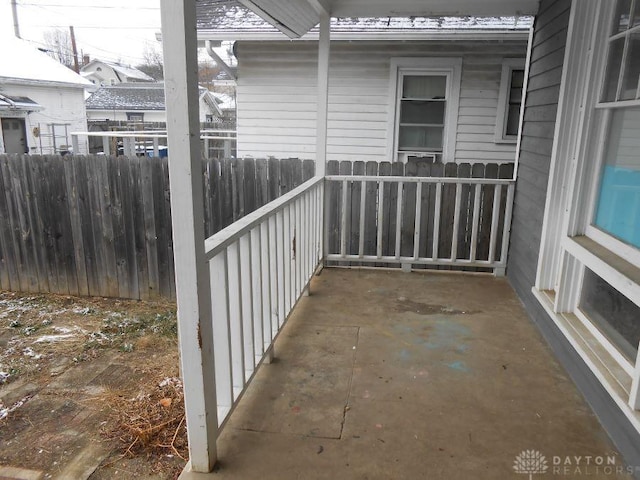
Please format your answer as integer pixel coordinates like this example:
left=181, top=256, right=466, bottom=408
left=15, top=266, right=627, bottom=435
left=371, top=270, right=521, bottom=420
left=158, top=0, right=640, bottom=477
left=181, top=268, right=626, bottom=479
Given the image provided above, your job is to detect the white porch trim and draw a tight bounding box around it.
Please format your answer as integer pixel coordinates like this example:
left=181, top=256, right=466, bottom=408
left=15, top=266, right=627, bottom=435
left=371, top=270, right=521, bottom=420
left=160, top=0, right=218, bottom=472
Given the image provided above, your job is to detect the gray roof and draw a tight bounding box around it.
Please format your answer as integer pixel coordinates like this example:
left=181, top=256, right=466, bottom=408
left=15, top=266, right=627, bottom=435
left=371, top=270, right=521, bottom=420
left=86, top=84, right=166, bottom=111
left=196, top=0, right=533, bottom=38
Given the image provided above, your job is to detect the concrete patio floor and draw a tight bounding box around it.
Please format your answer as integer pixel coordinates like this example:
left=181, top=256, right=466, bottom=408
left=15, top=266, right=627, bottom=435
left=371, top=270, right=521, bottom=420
left=183, top=268, right=631, bottom=480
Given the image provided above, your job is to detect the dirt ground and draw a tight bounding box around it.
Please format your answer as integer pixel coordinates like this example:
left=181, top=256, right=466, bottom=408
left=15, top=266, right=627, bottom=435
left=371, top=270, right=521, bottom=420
left=0, top=290, right=187, bottom=479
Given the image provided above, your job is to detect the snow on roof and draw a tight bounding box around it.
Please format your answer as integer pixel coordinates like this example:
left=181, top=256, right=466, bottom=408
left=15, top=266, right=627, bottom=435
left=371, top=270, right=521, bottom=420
left=86, top=83, right=166, bottom=111
left=94, top=60, right=155, bottom=82
left=196, top=0, right=533, bottom=39
left=212, top=92, right=235, bottom=111
left=0, top=95, right=43, bottom=111
left=0, top=36, right=91, bottom=87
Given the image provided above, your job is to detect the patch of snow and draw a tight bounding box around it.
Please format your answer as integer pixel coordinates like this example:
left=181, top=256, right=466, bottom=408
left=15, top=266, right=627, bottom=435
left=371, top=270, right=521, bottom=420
left=159, top=377, right=182, bottom=389
left=72, top=307, right=91, bottom=315
left=34, top=334, right=76, bottom=343
left=22, top=347, right=42, bottom=359
left=0, top=372, right=10, bottom=384
left=0, top=395, right=32, bottom=420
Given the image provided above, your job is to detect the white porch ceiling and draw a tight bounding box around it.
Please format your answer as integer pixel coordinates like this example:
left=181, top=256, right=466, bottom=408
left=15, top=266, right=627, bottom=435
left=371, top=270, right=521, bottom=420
left=236, top=0, right=540, bottom=38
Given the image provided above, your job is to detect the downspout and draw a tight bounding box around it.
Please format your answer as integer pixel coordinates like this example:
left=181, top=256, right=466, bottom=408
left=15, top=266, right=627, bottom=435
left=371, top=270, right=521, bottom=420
left=205, top=40, right=236, bottom=81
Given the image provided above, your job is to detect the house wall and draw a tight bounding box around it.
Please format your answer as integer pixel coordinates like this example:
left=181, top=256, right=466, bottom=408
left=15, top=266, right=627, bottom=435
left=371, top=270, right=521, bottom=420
left=506, top=1, right=640, bottom=467
left=506, top=0, right=569, bottom=300
left=0, top=82, right=88, bottom=154
left=81, top=62, right=120, bottom=86
left=86, top=109, right=167, bottom=123
left=235, top=39, right=527, bottom=162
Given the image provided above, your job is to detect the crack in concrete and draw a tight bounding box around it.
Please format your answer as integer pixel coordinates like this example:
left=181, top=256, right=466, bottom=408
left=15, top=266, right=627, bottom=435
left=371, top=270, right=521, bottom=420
left=339, top=326, right=360, bottom=440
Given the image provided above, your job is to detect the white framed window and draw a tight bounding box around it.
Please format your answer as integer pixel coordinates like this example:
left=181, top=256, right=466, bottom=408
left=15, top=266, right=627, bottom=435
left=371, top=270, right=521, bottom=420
left=126, top=112, right=144, bottom=122
left=387, top=58, right=461, bottom=163
left=534, top=0, right=640, bottom=417
left=495, top=59, right=526, bottom=143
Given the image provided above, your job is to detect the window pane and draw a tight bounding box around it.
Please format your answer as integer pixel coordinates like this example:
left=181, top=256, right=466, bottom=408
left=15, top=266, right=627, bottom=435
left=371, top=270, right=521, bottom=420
left=580, top=268, right=640, bottom=361
left=602, top=38, right=626, bottom=101
left=633, top=0, right=640, bottom=28
left=621, top=32, right=640, bottom=100
left=400, top=100, right=445, bottom=124
left=613, top=0, right=632, bottom=33
left=510, top=69, right=525, bottom=89
left=398, top=126, right=443, bottom=151
left=594, top=107, right=640, bottom=248
left=402, top=76, right=446, bottom=99
left=505, top=105, right=521, bottom=136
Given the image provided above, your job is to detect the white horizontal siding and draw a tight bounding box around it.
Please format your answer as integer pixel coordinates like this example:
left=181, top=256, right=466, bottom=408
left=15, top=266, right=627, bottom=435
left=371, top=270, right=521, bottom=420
left=237, top=40, right=526, bottom=163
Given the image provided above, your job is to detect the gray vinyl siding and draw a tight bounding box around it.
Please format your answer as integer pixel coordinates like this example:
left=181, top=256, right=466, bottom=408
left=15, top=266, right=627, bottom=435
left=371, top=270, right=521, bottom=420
left=236, top=40, right=527, bottom=162
left=507, top=3, right=640, bottom=469
left=506, top=0, right=570, bottom=296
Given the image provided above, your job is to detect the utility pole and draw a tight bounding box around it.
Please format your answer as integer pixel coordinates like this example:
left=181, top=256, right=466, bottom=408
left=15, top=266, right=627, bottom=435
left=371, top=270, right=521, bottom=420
left=69, top=26, right=79, bottom=73
left=11, top=0, right=20, bottom=39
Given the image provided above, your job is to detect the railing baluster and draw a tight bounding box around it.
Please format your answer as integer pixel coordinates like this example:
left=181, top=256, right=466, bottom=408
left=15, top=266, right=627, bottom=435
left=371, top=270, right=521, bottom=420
left=358, top=179, right=366, bottom=258
left=259, top=221, right=271, bottom=350
left=499, top=184, right=516, bottom=264
left=267, top=215, right=278, bottom=338
left=210, top=252, right=232, bottom=416
left=227, top=241, right=245, bottom=397
left=432, top=183, right=442, bottom=260
left=296, top=196, right=302, bottom=297
left=276, top=210, right=285, bottom=328
left=469, top=184, right=482, bottom=261
left=413, top=182, right=422, bottom=260
left=488, top=184, right=502, bottom=264
left=287, top=204, right=294, bottom=309
left=450, top=183, right=462, bottom=261
left=376, top=180, right=384, bottom=258
left=340, top=179, right=348, bottom=257
left=240, top=233, right=255, bottom=375
left=395, top=182, right=403, bottom=259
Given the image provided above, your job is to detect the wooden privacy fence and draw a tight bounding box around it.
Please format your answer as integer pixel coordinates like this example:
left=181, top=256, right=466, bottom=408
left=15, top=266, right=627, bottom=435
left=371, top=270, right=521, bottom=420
left=0, top=155, right=314, bottom=300
left=324, top=160, right=515, bottom=273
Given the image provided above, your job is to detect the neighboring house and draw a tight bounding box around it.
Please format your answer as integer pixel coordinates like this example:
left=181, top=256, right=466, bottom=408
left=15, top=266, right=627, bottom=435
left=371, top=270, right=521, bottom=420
left=80, top=59, right=155, bottom=87
left=197, top=1, right=531, bottom=163
left=0, top=36, right=90, bottom=155
left=85, top=82, right=222, bottom=124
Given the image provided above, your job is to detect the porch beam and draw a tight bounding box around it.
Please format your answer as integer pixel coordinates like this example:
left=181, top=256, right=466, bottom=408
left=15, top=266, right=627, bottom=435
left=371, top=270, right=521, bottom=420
left=307, top=0, right=330, bottom=16
left=316, top=12, right=330, bottom=176
left=160, top=0, right=218, bottom=472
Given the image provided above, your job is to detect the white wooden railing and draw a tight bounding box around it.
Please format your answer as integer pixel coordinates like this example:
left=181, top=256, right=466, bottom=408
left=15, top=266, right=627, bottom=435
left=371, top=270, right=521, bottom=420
left=324, top=175, right=515, bottom=274
left=203, top=176, right=324, bottom=426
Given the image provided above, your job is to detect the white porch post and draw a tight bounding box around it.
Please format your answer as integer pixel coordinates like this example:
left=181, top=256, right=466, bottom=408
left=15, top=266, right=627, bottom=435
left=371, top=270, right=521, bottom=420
left=316, top=12, right=330, bottom=177
left=160, top=0, right=219, bottom=472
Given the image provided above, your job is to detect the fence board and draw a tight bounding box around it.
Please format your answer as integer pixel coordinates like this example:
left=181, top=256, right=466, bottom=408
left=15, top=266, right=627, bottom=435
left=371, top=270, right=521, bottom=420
left=0, top=155, right=312, bottom=299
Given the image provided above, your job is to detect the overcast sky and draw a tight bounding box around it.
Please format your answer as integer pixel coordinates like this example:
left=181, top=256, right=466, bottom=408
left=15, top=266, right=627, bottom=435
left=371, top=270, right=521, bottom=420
left=0, top=0, right=163, bottom=65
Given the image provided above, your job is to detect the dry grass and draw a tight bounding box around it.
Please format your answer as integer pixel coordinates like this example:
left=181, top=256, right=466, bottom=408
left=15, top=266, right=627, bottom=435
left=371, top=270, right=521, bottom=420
left=101, top=375, right=187, bottom=476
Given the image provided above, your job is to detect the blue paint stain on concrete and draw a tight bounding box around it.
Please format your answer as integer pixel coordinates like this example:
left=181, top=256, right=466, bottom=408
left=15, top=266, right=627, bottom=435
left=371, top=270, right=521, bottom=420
left=445, top=361, right=469, bottom=373
left=399, top=349, right=411, bottom=361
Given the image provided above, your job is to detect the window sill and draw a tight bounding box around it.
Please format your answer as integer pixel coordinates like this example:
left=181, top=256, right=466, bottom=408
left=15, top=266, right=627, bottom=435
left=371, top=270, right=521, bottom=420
left=531, top=287, right=640, bottom=432
left=563, top=236, right=640, bottom=309
left=493, top=137, right=517, bottom=144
